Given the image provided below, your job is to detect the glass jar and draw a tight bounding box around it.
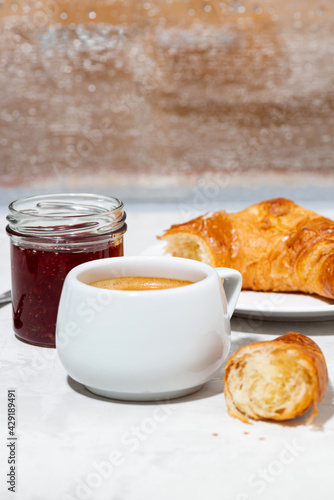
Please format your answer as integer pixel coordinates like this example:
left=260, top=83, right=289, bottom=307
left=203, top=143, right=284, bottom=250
left=6, top=193, right=127, bottom=348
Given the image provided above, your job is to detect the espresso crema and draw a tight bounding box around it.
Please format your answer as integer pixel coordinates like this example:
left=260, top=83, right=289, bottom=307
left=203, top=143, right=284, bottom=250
left=89, top=276, right=194, bottom=291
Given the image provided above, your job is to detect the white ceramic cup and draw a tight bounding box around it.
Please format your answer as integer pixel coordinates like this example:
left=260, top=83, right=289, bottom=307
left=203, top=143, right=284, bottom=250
left=56, top=256, right=242, bottom=401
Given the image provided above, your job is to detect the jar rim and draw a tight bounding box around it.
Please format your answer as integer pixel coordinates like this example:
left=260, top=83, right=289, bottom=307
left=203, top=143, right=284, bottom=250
left=8, top=192, right=123, bottom=218
left=6, top=192, right=126, bottom=237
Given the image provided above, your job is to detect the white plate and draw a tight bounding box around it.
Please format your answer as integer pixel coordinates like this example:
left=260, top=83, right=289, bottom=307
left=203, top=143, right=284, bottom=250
left=235, top=290, right=334, bottom=322
left=141, top=242, right=334, bottom=322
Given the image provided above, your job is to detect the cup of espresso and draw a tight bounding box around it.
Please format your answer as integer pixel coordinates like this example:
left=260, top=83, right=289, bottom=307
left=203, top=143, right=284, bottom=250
left=56, top=256, right=242, bottom=401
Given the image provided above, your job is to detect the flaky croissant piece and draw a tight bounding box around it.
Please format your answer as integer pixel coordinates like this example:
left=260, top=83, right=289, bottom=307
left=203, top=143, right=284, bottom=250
left=223, top=332, right=328, bottom=424
left=158, top=198, right=334, bottom=299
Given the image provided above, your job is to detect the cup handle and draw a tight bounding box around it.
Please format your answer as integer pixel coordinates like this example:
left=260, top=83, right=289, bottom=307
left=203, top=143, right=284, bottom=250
left=216, top=268, right=242, bottom=319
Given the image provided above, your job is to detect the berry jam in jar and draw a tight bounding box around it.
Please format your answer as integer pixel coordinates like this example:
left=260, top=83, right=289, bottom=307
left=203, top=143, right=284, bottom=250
left=6, top=193, right=127, bottom=347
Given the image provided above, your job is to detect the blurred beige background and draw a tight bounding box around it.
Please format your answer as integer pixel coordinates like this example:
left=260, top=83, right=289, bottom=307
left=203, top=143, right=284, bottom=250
left=1, top=0, right=334, bottom=203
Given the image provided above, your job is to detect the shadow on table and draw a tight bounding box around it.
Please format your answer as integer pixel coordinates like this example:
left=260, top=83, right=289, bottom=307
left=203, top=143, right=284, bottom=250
left=68, top=375, right=333, bottom=428
left=67, top=374, right=224, bottom=406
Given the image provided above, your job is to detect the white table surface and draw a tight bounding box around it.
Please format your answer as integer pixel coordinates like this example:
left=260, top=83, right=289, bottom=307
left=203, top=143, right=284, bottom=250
left=1, top=202, right=334, bottom=500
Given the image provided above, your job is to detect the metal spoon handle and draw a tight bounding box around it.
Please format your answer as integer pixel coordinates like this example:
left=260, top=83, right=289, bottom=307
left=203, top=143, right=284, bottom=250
left=0, top=290, right=11, bottom=305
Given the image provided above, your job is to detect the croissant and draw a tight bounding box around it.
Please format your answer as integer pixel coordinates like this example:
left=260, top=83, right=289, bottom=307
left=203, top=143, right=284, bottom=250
left=223, top=332, right=328, bottom=424
left=158, top=197, right=334, bottom=299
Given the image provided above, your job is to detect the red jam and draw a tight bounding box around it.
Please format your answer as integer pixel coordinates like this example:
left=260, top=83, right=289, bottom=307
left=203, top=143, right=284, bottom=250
left=6, top=193, right=126, bottom=347
left=8, top=239, right=123, bottom=347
